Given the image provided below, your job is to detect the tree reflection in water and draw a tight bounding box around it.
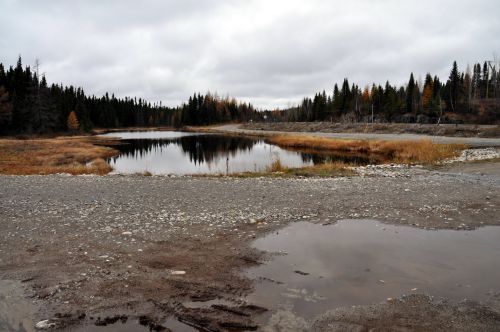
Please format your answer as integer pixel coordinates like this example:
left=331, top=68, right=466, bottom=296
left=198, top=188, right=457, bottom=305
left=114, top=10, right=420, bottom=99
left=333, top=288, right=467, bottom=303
left=111, top=135, right=260, bottom=165
left=108, top=134, right=382, bottom=174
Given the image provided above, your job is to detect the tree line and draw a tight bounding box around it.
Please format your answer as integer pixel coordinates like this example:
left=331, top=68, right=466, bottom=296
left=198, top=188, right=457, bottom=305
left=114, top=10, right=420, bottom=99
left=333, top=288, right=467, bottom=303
left=280, top=61, right=500, bottom=124
left=1, top=57, right=499, bottom=135
left=0, top=57, right=262, bottom=135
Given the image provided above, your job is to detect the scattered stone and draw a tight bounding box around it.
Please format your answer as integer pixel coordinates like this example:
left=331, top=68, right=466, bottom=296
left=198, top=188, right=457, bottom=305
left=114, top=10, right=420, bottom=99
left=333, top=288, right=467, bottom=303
left=444, top=148, right=500, bottom=164
left=35, top=319, right=58, bottom=330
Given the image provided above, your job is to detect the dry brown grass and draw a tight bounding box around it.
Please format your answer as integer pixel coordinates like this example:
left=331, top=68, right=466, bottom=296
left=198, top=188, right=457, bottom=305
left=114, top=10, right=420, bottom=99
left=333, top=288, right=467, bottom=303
left=268, top=158, right=286, bottom=172
left=264, top=156, right=352, bottom=177
left=268, top=135, right=466, bottom=165
left=286, top=161, right=353, bottom=177
left=0, top=137, right=119, bottom=175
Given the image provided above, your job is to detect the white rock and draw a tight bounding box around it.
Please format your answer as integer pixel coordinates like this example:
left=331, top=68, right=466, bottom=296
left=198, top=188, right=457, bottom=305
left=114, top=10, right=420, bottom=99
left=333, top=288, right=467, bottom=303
left=171, top=270, right=186, bottom=275
left=122, top=231, right=132, bottom=235
left=35, top=319, right=57, bottom=330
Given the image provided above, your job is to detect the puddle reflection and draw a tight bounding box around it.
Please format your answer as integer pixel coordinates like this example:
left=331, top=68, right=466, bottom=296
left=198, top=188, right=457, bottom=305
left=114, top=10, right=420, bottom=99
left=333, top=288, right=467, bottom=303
left=247, top=220, right=500, bottom=320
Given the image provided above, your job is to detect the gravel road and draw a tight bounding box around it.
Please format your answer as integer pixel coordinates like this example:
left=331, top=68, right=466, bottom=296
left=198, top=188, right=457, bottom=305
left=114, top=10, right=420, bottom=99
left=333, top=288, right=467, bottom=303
left=215, top=124, right=500, bottom=147
left=0, top=164, right=499, bottom=331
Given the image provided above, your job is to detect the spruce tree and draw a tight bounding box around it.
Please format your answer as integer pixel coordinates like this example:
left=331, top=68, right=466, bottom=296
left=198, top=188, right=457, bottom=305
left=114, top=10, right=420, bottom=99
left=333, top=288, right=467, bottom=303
left=448, top=61, right=460, bottom=112
left=406, top=73, right=416, bottom=113
left=0, top=86, right=12, bottom=133
left=482, top=62, right=489, bottom=98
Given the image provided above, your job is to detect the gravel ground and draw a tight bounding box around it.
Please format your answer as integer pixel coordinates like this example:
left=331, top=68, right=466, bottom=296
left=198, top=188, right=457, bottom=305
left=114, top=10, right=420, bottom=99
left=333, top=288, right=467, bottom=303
left=312, top=294, right=500, bottom=332
left=0, top=164, right=499, bottom=331
left=240, top=122, right=500, bottom=139
left=215, top=124, right=500, bottom=147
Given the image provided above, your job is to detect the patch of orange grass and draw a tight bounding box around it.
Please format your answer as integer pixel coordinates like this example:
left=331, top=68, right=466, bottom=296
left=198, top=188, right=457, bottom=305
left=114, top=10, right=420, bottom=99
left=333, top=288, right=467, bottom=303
left=288, top=161, right=353, bottom=177
left=268, top=135, right=466, bottom=165
left=268, top=157, right=286, bottom=172
left=0, top=137, right=118, bottom=175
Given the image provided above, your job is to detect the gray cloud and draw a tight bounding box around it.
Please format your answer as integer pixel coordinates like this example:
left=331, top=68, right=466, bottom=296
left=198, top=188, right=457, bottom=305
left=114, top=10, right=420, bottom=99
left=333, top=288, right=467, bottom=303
left=1, top=0, right=499, bottom=109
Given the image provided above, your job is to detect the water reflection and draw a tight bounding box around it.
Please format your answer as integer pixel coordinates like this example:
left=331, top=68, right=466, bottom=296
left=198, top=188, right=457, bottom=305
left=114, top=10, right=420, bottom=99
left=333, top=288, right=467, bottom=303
left=113, top=136, right=258, bottom=166
left=299, top=151, right=379, bottom=166
left=102, top=131, right=379, bottom=175
left=108, top=134, right=308, bottom=175
left=247, top=220, right=500, bottom=321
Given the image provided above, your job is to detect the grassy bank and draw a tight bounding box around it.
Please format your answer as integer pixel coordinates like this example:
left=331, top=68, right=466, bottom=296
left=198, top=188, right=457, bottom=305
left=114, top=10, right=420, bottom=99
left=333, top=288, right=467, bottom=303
left=267, top=135, right=466, bottom=165
left=193, top=162, right=354, bottom=178
left=266, top=159, right=354, bottom=177
left=0, top=137, right=119, bottom=175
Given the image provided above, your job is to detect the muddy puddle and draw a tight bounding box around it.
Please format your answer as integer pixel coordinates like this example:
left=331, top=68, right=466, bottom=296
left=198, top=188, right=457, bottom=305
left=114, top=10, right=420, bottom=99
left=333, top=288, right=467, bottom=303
left=4, top=220, right=500, bottom=331
left=0, top=278, right=195, bottom=332
left=0, top=280, right=37, bottom=332
left=246, top=219, right=500, bottom=325
left=67, top=317, right=196, bottom=332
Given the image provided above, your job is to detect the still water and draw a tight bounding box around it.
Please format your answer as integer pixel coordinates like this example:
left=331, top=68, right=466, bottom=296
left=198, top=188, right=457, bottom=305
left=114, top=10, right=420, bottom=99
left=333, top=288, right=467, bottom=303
left=102, top=131, right=376, bottom=175
left=247, top=220, right=500, bottom=322
left=3, top=221, right=500, bottom=331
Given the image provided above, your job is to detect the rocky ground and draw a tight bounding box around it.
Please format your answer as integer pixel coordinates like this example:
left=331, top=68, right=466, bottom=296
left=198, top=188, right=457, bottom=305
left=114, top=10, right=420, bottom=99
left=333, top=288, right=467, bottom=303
left=311, top=294, right=500, bottom=332
left=215, top=124, right=500, bottom=147
left=0, top=161, right=499, bottom=331
left=241, top=122, right=500, bottom=138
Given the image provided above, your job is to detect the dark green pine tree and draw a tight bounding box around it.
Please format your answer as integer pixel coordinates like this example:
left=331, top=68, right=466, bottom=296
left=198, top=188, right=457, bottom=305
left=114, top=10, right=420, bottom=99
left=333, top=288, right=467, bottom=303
left=406, top=73, right=416, bottom=113
left=11, top=56, right=27, bottom=131
left=340, top=79, right=350, bottom=112
left=471, top=63, right=481, bottom=100
left=32, top=85, right=59, bottom=133
left=448, top=61, right=460, bottom=112
left=482, top=62, right=490, bottom=98
left=332, top=84, right=341, bottom=113
left=0, top=63, right=6, bottom=86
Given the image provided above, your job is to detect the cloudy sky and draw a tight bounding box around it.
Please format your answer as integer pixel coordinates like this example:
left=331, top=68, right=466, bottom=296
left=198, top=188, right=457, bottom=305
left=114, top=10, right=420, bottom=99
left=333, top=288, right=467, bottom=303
left=1, top=0, right=499, bottom=109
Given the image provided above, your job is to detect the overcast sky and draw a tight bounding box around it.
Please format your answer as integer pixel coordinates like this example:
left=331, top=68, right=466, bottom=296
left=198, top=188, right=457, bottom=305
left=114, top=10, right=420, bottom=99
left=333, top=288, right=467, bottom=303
left=1, top=0, right=499, bottom=109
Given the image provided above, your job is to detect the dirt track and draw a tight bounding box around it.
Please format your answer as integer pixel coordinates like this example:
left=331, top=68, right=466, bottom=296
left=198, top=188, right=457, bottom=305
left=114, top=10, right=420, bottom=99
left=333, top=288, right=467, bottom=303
left=214, top=124, right=500, bottom=147
left=1, top=160, right=499, bottom=331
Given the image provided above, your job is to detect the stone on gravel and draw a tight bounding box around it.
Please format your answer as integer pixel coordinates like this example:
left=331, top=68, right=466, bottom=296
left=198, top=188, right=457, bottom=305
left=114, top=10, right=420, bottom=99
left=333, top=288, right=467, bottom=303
left=35, top=319, right=57, bottom=330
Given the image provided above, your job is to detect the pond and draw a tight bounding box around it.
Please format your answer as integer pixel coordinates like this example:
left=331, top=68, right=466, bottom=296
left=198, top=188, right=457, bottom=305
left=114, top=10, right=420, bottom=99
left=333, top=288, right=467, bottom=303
left=101, top=131, right=377, bottom=175
left=246, top=220, right=500, bottom=326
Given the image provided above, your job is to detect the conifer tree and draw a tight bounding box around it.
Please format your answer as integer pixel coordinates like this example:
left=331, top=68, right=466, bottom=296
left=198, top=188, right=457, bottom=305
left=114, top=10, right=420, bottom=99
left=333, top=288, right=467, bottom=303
left=67, top=111, right=79, bottom=131
left=406, top=73, right=416, bottom=113
left=422, top=74, right=434, bottom=112
left=0, top=86, right=12, bottom=132
left=483, top=62, right=490, bottom=98
left=448, top=61, right=460, bottom=112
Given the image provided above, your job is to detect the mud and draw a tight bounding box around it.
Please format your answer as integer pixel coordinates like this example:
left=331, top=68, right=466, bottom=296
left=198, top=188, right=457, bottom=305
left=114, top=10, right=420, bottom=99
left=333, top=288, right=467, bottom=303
left=312, top=294, right=500, bottom=332
left=247, top=220, right=500, bottom=329
left=0, top=161, right=499, bottom=330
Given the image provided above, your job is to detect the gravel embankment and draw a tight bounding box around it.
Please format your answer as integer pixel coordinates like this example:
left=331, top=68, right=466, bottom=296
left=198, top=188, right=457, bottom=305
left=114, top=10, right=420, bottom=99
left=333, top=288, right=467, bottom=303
left=215, top=124, right=500, bottom=147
